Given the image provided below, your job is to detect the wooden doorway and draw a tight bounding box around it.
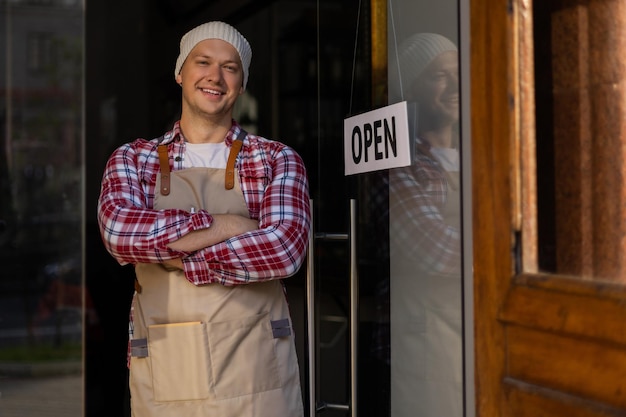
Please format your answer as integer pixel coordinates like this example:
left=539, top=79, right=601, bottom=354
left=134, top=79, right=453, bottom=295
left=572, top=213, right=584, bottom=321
left=471, top=0, right=626, bottom=416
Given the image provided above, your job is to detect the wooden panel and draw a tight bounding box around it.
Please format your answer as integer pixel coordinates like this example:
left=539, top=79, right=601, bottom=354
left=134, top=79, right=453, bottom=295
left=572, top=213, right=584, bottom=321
left=505, top=325, right=626, bottom=409
left=503, top=378, right=626, bottom=417
left=500, top=275, right=626, bottom=345
left=470, top=0, right=514, bottom=415
left=500, top=276, right=626, bottom=411
left=471, top=0, right=626, bottom=414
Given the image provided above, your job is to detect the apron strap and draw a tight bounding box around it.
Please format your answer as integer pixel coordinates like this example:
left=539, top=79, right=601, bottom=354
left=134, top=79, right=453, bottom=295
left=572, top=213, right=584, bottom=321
left=157, top=144, right=171, bottom=196
left=225, top=129, right=247, bottom=190
left=157, top=129, right=247, bottom=193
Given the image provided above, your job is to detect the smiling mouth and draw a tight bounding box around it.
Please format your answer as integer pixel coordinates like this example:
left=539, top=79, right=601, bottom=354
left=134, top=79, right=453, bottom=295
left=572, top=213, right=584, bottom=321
left=200, top=88, right=223, bottom=96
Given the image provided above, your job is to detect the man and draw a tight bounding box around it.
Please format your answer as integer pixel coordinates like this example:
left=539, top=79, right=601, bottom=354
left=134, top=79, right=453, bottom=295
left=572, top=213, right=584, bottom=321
left=97, top=21, right=309, bottom=417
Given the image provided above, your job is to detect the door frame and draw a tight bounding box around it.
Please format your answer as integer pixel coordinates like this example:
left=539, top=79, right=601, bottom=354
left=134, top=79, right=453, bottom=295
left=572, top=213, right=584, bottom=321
left=470, top=0, right=626, bottom=416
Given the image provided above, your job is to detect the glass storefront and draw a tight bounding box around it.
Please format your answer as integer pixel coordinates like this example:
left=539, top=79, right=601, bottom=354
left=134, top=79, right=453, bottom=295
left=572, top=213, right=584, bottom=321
left=1, top=1, right=469, bottom=416
left=0, top=0, right=84, bottom=415
left=386, top=1, right=465, bottom=415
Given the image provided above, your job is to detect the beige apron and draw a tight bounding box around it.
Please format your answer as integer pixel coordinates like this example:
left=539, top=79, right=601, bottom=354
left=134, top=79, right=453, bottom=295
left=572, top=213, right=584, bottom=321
left=129, top=142, right=304, bottom=417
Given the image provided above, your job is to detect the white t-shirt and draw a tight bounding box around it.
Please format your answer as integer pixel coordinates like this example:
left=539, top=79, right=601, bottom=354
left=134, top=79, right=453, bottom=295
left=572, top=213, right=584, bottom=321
left=430, top=147, right=459, bottom=172
left=183, top=142, right=229, bottom=169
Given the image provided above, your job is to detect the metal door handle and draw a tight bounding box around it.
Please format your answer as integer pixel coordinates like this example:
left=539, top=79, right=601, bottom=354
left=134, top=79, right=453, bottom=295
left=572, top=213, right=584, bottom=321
left=306, top=200, right=316, bottom=417
left=306, top=199, right=358, bottom=417
left=348, top=199, right=358, bottom=417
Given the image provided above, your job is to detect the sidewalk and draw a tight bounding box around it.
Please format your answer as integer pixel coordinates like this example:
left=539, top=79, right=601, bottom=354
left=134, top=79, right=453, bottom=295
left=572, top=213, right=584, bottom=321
left=0, top=363, right=82, bottom=417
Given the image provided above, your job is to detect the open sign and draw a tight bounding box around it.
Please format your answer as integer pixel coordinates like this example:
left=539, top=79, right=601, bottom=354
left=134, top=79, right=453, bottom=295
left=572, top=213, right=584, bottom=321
left=344, top=101, right=413, bottom=175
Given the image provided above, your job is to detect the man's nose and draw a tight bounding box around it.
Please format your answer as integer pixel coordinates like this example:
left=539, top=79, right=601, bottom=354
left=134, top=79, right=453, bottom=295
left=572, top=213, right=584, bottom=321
left=447, top=72, right=459, bottom=91
left=205, top=64, right=222, bottom=82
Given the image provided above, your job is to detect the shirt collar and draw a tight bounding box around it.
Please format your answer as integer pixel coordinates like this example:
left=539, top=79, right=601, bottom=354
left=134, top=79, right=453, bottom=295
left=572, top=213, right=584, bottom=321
left=227, top=120, right=247, bottom=145
left=161, top=120, right=245, bottom=146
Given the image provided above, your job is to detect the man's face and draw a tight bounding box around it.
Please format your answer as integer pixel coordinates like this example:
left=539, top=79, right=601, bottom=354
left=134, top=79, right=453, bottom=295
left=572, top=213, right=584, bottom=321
left=176, top=38, right=244, bottom=122
left=409, top=50, right=459, bottom=125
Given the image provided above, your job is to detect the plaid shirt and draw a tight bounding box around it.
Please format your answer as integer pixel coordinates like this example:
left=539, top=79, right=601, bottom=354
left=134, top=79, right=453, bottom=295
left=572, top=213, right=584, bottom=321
left=370, top=144, right=461, bottom=364
left=387, top=145, right=461, bottom=276
left=97, top=120, right=311, bottom=286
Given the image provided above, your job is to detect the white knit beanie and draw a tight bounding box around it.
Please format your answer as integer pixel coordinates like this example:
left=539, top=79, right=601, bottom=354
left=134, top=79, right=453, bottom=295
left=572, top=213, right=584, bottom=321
left=390, top=33, right=457, bottom=101
left=174, top=21, right=252, bottom=90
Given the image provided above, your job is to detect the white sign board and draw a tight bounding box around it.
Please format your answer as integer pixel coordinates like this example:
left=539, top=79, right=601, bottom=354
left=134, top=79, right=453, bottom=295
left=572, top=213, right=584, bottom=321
left=343, top=101, right=413, bottom=175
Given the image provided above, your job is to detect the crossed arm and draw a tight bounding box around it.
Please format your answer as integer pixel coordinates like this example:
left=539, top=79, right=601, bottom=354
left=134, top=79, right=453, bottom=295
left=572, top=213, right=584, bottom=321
left=98, top=139, right=311, bottom=285
left=163, top=214, right=258, bottom=269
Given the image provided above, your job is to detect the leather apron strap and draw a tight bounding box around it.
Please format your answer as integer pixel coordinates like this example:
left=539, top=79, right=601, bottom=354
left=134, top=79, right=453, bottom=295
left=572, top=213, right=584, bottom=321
left=225, top=129, right=247, bottom=190
left=158, top=129, right=247, bottom=192
left=157, top=145, right=171, bottom=196
left=225, top=139, right=243, bottom=190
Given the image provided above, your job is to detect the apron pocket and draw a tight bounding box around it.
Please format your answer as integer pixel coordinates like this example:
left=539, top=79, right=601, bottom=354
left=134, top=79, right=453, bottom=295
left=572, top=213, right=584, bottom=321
left=207, top=312, right=281, bottom=399
left=148, top=321, right=211, bottom=402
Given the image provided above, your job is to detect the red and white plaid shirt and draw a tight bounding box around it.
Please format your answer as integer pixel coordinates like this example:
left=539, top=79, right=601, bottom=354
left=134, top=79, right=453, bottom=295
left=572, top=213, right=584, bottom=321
left=97, top=120, right=311, bottom=286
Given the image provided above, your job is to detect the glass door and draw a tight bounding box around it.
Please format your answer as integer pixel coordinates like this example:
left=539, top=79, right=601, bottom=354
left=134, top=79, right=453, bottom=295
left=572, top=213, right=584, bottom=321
left=385, top=1, right=467, bottom=416
left=277, top=0, right=466, bottom=417
left=293, top=1, right=393, bottom=416
left=264, top=1, right=390, bottom=415
left=301, top=0, right=468, bottom=416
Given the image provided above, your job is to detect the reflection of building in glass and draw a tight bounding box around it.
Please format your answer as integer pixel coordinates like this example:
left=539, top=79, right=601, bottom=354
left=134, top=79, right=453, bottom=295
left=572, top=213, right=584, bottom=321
left=0, top=0, right=83, bottom=349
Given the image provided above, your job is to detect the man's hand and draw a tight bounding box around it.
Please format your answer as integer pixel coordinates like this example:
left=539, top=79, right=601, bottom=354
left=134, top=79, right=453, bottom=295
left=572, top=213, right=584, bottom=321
left=162, top=258, right=184, bottom=270
left=167, top=214, right=259, bottom=252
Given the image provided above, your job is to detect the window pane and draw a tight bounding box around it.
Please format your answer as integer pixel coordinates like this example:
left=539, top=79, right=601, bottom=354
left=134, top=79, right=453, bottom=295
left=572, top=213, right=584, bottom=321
left=0, top=1, right=84, bottom=415
left=387, top=0, right=465, bottom=415
left=534, top=1, right=626, bottom=283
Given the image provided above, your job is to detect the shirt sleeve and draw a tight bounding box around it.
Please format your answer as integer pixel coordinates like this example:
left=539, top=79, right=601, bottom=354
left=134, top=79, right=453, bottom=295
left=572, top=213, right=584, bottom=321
left=97, top=141, right=214, bottom=266
left=181, top=144, right=311, bottom=285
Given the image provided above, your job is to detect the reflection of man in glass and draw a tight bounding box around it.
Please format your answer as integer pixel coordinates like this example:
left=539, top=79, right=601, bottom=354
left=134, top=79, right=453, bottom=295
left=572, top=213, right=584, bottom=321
left=388, top=33, right=462, bottom=417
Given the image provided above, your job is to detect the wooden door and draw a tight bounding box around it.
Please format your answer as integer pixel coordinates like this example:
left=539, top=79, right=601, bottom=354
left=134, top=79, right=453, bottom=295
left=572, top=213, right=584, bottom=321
left=471, top=0, right=626, bottom=416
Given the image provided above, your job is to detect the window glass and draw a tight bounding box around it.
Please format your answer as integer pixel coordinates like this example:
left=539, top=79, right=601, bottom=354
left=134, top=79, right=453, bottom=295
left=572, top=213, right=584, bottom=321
left=534, top=1, right=626, bottom=284
left=386, top=0, right=465, bottom=415
left=0, top=1, right=83, bottom=414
